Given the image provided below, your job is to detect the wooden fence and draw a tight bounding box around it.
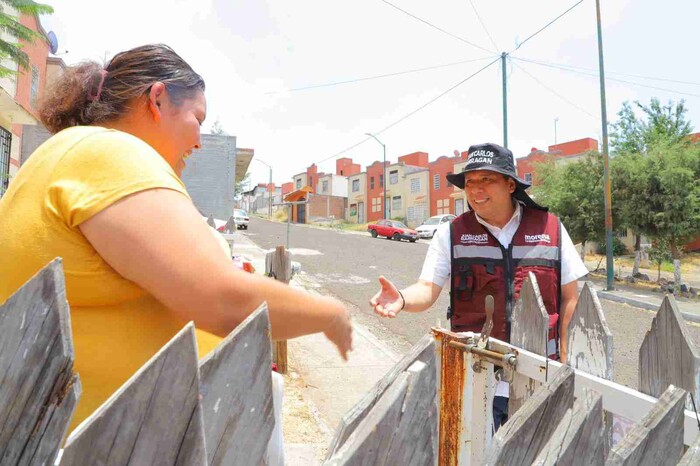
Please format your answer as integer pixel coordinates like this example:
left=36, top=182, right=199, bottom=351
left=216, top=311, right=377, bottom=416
left=2, top=262, right=700, bottom=465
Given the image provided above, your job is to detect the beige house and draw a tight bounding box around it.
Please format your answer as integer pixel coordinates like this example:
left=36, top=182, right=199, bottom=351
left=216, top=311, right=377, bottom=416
left=449, top=160, right=468, bottom=216
left=292, top=172, right=308, bottom=191
left=346, top=172, right=367, bottom=224
left=403, top=168, right=430, bottom=228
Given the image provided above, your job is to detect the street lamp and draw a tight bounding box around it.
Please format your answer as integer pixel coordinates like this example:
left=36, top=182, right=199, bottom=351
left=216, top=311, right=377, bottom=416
left=256, top=159, right=273, bottom=219
left=365, top=133, right=388, bottom=220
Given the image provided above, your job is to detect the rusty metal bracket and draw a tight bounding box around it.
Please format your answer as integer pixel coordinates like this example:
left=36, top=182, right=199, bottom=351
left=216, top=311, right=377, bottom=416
left=448, top=340, right=517, bottom=369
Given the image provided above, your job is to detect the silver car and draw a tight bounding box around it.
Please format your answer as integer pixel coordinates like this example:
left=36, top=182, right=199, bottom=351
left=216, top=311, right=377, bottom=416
left=415, top=214, right=455, bottom=238
left=233, top=209, right=250, bottom=230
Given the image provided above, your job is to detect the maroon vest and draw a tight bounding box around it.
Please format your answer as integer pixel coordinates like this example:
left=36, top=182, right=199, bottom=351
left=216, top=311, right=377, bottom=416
left=449, top=207, right=561, bottom=344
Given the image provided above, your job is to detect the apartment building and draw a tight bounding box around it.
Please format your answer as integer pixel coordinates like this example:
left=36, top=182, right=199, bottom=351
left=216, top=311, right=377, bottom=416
left=347, top=171, right=367, bottom=224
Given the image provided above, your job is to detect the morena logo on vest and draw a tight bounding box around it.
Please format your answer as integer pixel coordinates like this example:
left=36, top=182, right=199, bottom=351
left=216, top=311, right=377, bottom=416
left=524, top=233, right=551, bottom=243
left=460, top=233, right=488, bottom=244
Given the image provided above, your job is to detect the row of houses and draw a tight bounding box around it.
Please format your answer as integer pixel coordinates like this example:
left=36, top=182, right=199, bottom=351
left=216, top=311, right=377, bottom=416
left=256, top=138, right=600, bottom=229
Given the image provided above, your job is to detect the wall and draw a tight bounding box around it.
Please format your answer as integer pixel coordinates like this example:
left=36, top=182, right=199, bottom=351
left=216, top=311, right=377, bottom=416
left=336, top=157, right=361, bottom=177
left=293, top=173, right=307, bottom=191
left=308, top=194, right=346, bottom=221
left=398, top=151, right=429, bottom=168
left=429, top=155, right=462, bottom=216
left=548, top=138, right=598, bottom=156
left=367, top=160, right=389, bottom=222
left=181, top=134, right=237, bottom=219
left=347, top=172, right=367, bottom=224
left=281, top=182, right=293, bottom=196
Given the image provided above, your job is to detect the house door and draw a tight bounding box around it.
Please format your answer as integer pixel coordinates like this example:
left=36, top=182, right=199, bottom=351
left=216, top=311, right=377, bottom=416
left=358, top=202, right=365, bottom=223
left=298, top=203, right=306, bottom=224
left=455, top=198, right=464, bottom=216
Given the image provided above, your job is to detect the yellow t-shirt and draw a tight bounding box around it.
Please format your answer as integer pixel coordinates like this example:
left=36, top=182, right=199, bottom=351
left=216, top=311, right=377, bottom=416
left=0, top=126, right=222, bottom=431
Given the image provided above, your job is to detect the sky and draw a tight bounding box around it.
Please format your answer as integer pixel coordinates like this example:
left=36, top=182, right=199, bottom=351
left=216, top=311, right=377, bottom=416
left=40, top=0, right=700, bottom=188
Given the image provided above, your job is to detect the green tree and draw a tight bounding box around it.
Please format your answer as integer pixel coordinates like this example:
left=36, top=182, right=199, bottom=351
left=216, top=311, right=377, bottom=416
left=0, top=0, right=54, bottom=77
left=210, top=118, right=227, bottom=135
left=532, top=152, right=607, bottom=260
left=610, top=98, right=694, bottom=277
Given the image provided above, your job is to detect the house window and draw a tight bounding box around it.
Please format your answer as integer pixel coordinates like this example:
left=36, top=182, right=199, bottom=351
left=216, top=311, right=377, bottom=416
left=322, top=180, right=329, bottom=193
left=0, top=127, right=10, bottom=196
left=370, top=176, right=375, bottom=189
left=30, top=65, right=39, bottom=108
left=390, top=170, right=398, bottom=185
left=446, top=171, right=453, bottom=187
left=525, top=173, right=533, bottom=183
left=407, top=206, right=415, bottom=221
left=392, top=196, right=401, bottom=211
left=410, top=178, right=420, bottom=193
left=433, top=174, right=440, bottom=190
left=340, top=170, right=344, bottom=176
left=296, top=179, right=302, bottom=189
left=379, top=174, right=384, bottom=188
left=352, top=179, right=359, bottom=192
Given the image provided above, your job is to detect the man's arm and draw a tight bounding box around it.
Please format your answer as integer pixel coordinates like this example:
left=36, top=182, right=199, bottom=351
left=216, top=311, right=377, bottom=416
left=370, top=277, right=442, bottom=317
left=558, top=281, right=579, bottom=363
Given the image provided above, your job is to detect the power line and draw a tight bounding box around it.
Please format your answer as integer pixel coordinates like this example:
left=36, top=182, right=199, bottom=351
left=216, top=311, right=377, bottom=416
left=512, top=60, right=600, bottom=121
left=512, top=56, right=700, bottom=99
left=512, top=0, right=584, bottom=52
left=468, top=0, right=499, bottom=52
left=265, top=56, right=497, bottom=95
left=380, top=0, right=495, bottom=54
left=314, top=56, right=501, bottom=165
left=514, top=56, right=700, bottom=87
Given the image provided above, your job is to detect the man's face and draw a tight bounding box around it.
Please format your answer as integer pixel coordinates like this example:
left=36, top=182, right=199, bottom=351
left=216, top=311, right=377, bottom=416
left=463, top=170, right=516, bottom=223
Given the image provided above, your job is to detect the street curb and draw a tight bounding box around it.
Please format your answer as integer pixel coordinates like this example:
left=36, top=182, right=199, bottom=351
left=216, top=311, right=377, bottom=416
left=596, top=290, right=700, bottom=324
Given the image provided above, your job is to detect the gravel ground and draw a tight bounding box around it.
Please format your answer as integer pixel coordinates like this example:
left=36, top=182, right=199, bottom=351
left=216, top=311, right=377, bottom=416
left=601, top=300, right=700, bottom=389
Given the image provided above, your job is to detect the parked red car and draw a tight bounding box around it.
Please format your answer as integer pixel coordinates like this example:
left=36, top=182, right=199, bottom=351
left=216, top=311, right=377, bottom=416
left=367, top=219, right=419, bottom=242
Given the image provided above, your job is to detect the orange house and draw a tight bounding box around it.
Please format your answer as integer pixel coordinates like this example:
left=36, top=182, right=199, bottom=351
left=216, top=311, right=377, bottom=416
left=429, top=152, right=466, bottom=216
left=366, top=160, right=390, bottom=223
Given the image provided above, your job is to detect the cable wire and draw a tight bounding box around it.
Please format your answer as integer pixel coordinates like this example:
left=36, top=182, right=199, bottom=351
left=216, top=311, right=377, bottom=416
left=515, top=56, right=700, bottom=87
left=512, top=60, right=600, bottom=120
left=512, top=0, right=584, bottom=52
left=314, top=56, right=501, bottom=165
left=468, top=0, right=499, bottom=52
left=265, top=56, right=497, bottom=95
left=512, top=56, right=700, bottom=99
left=380, top=0, right=495, bottom=54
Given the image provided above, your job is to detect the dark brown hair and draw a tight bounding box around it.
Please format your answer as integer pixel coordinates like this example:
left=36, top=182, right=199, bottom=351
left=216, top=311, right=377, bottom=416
left=39, top=44, right=205, bottom=133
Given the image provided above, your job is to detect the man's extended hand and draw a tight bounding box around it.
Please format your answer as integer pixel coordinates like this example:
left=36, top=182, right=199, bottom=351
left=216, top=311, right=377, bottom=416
left=370, top=276, right=403, bottom=318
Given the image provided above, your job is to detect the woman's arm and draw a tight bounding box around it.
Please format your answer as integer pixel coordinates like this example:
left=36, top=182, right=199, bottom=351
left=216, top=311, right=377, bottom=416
left=79, top=188, right=353, bottom=359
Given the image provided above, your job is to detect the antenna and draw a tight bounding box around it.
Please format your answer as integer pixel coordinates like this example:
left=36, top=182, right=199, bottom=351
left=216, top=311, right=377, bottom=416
left=47, top=31, right=58, bottom=55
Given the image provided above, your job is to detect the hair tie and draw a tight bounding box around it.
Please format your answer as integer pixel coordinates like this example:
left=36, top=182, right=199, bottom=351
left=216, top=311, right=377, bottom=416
left=89, top=70, right=108, bottom=102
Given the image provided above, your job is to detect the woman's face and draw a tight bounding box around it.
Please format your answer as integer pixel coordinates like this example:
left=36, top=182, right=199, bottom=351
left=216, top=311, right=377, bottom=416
left=156, top=89, right=207, bottom=176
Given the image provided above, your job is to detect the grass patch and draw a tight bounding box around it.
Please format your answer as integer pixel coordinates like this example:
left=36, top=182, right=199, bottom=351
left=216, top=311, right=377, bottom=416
left=334, top=222, right=370, bottom=232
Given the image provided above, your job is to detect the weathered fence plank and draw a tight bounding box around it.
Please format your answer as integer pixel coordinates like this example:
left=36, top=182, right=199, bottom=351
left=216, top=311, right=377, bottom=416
left=0, top=259, right=80, bottom=466
left=606, top=384, right=687, bottom=466
left=198, top=303, right=274, bottom=466
left=487, top=364, right=575, bottom=465
left=532, top=388, right=604, bottom=466
left=567, top=282, right=615, bottom=450
left=509, top=272, right=549, bottom=415
left=639, top=295, right=700, bottom=411
left=266, top=245, right=292, bottom=374
left=60, top=323, right=206, bottom=466
left=679, top=433, right=700, bottom=465
left=325, top=358, right=437, bottom=466
left=326, top=333, right=435, bottom=458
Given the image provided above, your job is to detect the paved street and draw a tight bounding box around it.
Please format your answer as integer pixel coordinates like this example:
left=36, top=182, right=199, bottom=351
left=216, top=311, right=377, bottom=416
left=243, top=216, right=700, bottom=389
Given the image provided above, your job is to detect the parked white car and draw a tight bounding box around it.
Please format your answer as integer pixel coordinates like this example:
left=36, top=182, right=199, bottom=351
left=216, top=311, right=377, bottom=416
left=233, top=209, right=250, bottom=230
left=415, top=214, right=456, bottom=239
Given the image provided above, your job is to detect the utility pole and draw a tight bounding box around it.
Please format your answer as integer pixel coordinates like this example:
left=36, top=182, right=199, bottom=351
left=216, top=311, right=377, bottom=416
left=256, top=159, right=273, bottom=220
left=366, top=133, right=387, bottom=220
left=596, top=0, right=615, bottom=290
left=554, top=117, right=559, bottom=144
left=501, top=52, right=508, bottom=149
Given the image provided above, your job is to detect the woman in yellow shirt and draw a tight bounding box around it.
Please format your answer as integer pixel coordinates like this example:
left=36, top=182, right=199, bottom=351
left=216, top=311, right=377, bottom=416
left=0, top=44, right=352, bottom=428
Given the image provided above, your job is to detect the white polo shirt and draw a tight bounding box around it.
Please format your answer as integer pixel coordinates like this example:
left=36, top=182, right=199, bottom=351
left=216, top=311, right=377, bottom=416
left=419, top=202, right=588, bottom=287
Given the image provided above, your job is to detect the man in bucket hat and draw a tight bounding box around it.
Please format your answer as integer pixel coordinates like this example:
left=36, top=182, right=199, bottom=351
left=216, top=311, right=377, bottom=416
left=370, top=142, right=588, bottom=429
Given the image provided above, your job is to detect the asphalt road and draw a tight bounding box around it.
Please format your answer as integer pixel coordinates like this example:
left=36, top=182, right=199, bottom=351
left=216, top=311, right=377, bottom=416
left=244, top=216, right=700, bottom=389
